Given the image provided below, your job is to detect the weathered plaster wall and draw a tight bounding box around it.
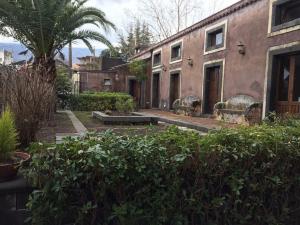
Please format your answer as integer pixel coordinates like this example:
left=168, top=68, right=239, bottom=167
left=148, top=0, right=300, bottom=111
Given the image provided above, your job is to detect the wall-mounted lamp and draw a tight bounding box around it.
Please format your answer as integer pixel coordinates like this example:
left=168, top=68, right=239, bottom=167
left=187, top=57, right=194, bottom=66
left=115, top=73, right=120, bottom=81
left=161, top=64, right=167, bottom=72
left=237, top=41, right=246, bottom=55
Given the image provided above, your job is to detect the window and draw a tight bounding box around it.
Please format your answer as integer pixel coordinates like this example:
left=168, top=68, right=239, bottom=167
left=170, top=43, right=182, bottom=62
left=204, top=21, right=227, bottom=54
left=104, top=79, right=112, bottom=86
left=272, top=0, right=300, bottom=32
left=206, top=27, right=224, bottom=52
left=153, top=52, right=161, bottom=67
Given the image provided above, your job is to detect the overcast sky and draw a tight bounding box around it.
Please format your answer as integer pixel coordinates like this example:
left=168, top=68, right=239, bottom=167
left=0, top=0, right=239, bottom=48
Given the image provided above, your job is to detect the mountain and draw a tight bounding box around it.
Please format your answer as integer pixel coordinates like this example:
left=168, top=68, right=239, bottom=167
left=0, top=42, right=103, bottom=64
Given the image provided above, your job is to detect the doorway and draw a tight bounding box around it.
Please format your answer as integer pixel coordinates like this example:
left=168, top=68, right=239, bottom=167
left=152, top=73, right=160, bottom=108
left=271, top=52, right=300, bottom=114
left=128, top=78, right=140, bottom=104
left=204, top=66, right=222, bottom=114
left=169, top=73, right=180, bottom=110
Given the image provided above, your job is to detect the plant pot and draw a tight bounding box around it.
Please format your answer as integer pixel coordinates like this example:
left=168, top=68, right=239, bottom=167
left=0, top=152, right=31, bottom=182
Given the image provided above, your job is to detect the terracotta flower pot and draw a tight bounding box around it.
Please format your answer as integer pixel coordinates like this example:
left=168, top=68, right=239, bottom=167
left=0, top=152, right=31, bottom=182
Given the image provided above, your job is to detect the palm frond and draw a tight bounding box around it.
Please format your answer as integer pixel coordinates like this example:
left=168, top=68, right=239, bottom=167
left=0, top=0, right=114, bottom=60
left=19, top=49, right=29, bottom=55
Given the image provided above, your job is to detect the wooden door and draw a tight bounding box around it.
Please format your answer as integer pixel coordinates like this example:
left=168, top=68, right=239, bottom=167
left=152, top=73, right=160, bottom=108
left=204, top=66, right=221, bottom=114
left=170, top=73, right=180, bottom=109
left=275, top=53, right=300, bottom=114
left=129, top=79, right=140, bottom=103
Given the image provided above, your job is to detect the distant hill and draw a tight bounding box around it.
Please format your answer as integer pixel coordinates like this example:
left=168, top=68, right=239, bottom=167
left=0, top=42, right=103, bottom=64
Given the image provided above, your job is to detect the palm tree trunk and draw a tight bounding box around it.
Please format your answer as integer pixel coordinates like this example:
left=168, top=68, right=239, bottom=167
left=35, top=56, right=57, bottom=84
left=34, top=56, right=57, bottom=118
left=69, top=43, right=73, bottom=78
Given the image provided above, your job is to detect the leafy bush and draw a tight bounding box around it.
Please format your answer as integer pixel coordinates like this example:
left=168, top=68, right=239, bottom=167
left=68, top=92, right=133, bottom=111
left=128, top=60, right=147, bottom=82
left=22, top=123, right=300, bottom=225
left=264, top=112, right=300, bottom=127
left=115, top=98, right=135, bottom=113
left=55, top=68, right=72, bottom=109
left=0, top=108, right=18, bottom=161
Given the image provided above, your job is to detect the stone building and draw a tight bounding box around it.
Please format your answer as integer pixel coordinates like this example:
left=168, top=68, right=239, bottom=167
left=0, top=49, right=13, bottom=65
left=72, top=56, right=126, bottom=94
left=128, top=0, right=300, bottom=120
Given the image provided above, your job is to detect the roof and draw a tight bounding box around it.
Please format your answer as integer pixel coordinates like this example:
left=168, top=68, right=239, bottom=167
left=74, top=69, right=116, bottom=73
left=77, top=56, right=98, bottom=60
left=110, top=63, right=130, bottom=70
left=131, top=0, right=261, bottom=59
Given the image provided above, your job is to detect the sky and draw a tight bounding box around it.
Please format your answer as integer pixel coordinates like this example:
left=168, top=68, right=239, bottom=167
left=0, top=0, right=240, bottom=49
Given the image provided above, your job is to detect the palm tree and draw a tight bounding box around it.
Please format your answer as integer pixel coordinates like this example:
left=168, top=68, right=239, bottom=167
left=0, top=0, right=115, bottom=82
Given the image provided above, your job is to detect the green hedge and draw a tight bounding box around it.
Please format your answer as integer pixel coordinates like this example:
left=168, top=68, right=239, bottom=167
left=22, top=124, right=300, bottom=225
left=68, top=92, right=133, bottom=111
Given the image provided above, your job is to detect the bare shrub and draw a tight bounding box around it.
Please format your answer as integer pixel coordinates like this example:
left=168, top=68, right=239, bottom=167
left=0, top=65, right=55, bottom=147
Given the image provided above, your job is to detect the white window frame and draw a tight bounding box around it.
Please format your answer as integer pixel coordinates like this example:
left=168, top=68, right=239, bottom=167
left=170, top=40, right=183, bottom=64
left=204, top=20, right=228, bottom=55
left=268, top=0, right=300, bottom=37
left=152, top=48, right=162, bottom=69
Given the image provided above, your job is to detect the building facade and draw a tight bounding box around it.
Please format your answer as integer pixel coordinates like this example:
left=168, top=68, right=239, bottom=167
left=72, top=56, right=126, bottom=94
left=0, top=50, right=13, bottom=65
left=131, top=0, right=300, bottom=117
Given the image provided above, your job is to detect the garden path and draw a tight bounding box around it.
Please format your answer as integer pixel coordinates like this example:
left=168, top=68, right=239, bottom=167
left=56, top=110, right=88, bottom=143
left=138, top=109, right=236, bottom=132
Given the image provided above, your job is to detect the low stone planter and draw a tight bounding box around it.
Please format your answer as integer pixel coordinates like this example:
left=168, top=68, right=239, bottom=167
left=92, top=111, right=158, bottom=125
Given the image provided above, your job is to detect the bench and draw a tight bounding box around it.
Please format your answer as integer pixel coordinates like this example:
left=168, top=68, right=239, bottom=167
left=214, top=95, right=262, bottom=125
left=172, top=96, right=201, bottom=116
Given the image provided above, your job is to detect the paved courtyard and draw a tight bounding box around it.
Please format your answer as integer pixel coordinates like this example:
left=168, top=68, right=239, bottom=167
left=139, top=109, right=236, bottom=131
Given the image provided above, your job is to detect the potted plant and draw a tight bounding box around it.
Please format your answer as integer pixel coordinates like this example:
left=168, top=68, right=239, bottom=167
left=0, top=108, right=30, bottom=182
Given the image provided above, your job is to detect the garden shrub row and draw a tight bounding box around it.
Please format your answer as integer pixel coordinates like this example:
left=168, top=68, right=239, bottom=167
left=23, top=123, right=300, bottom=225
left=68, top=92, right=133, bottom=111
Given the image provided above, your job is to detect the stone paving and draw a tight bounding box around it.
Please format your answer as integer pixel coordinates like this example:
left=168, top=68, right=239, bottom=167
left=56, top=110, right=87, bottom=143
left=139, top=109, right=236, bottom=132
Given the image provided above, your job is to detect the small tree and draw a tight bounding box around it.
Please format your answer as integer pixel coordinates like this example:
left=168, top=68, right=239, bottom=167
left=0, top=108, right=18, bottom=161
left=128, top=60, right=148, bottom=107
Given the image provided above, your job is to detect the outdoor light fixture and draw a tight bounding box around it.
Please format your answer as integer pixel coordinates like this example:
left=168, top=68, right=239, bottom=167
left=187, top=57, right=194, bottom=66
left=237, top=41, right=246, bottom=55
left=162, top=64, right=167, bottom=72
left=115, top=73, right=120, bottom=81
